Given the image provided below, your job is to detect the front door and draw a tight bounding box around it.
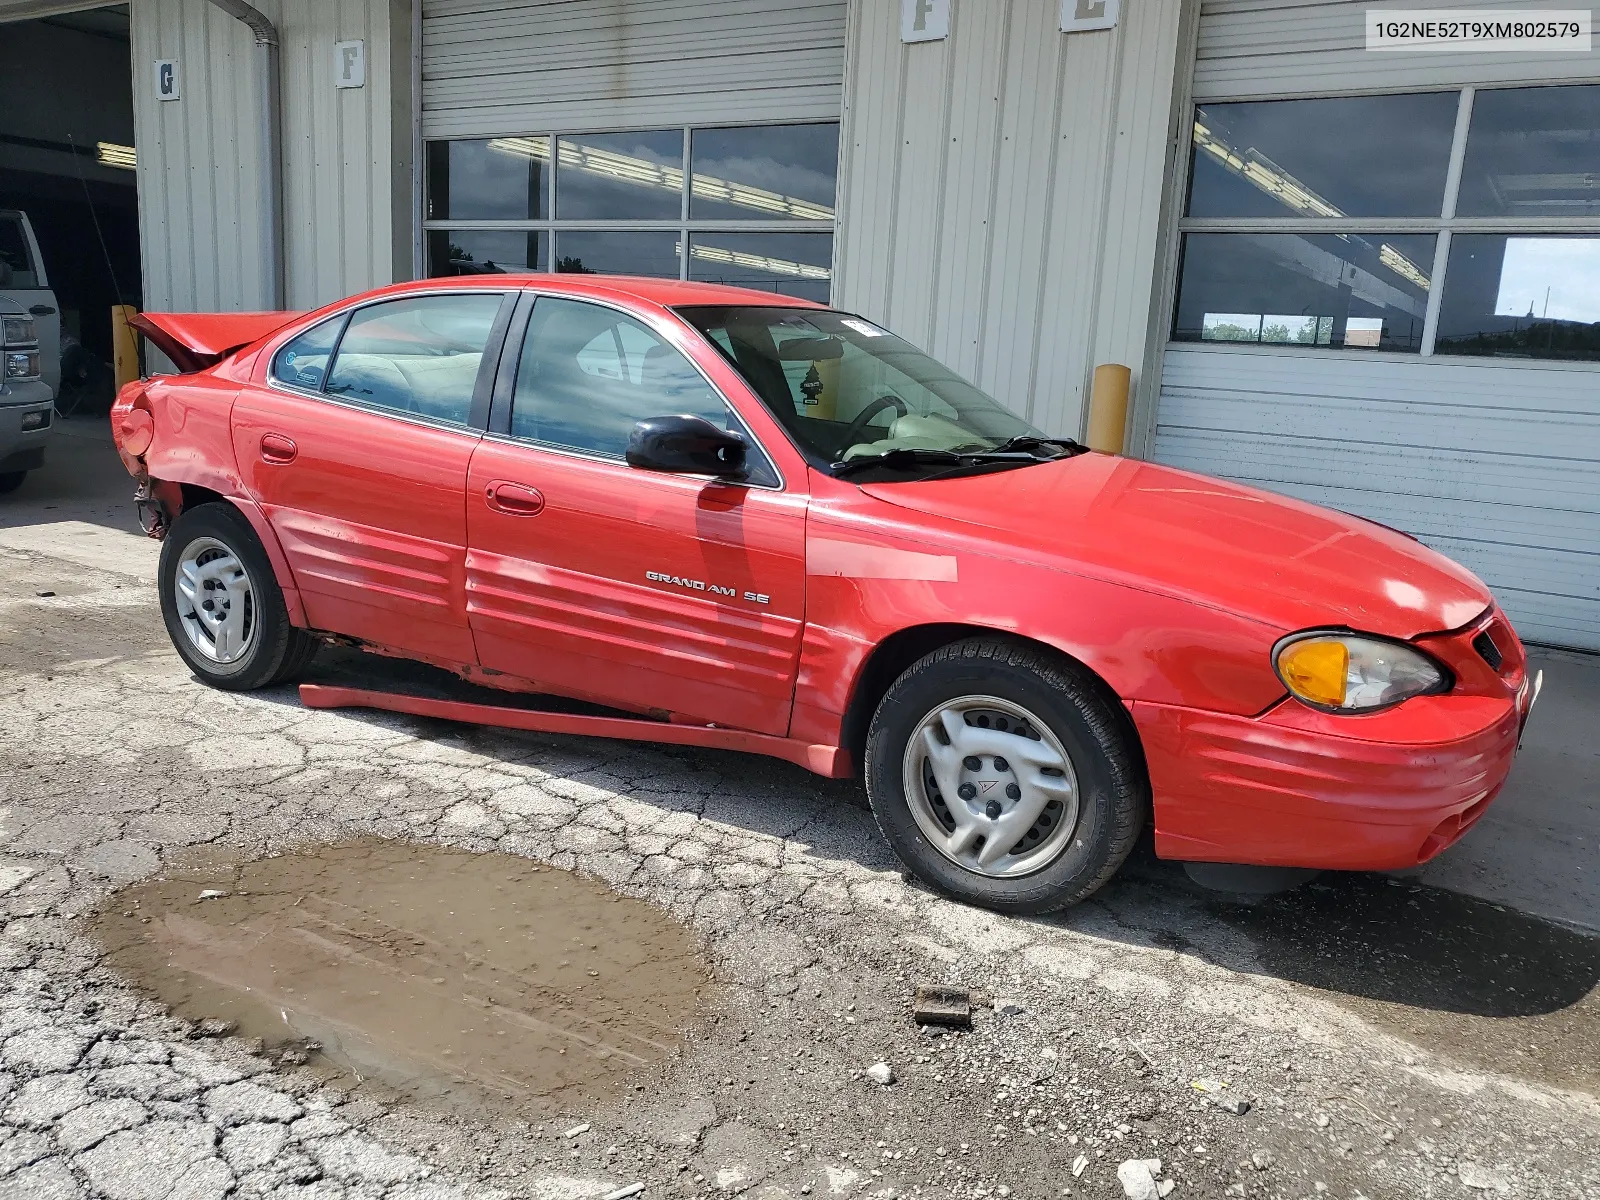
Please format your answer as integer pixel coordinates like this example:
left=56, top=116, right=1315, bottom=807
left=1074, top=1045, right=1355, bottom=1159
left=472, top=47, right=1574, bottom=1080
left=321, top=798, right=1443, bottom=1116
left=233, top=291, right=509, bottom=664
left=465, top=294, right=807, bottom=735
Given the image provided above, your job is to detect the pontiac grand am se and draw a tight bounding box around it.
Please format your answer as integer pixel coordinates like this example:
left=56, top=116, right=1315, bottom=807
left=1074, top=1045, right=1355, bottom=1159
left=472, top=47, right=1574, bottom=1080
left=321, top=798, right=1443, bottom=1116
left=111, top=276, right=1538, bottom=913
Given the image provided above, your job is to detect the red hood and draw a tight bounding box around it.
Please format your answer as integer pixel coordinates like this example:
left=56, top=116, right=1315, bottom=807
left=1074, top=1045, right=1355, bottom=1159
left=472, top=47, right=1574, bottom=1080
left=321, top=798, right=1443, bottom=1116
left=130, top=311, right=304, bottom=374
left=861, top=454, right=1492, bottom=639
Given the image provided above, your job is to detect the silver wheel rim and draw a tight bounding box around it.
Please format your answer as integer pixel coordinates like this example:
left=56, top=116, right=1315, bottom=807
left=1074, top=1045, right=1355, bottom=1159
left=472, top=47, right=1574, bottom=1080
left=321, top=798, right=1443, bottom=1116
left=901, top=695, right=1080, bottom=879
left=174, top=535, right=257, bottom=665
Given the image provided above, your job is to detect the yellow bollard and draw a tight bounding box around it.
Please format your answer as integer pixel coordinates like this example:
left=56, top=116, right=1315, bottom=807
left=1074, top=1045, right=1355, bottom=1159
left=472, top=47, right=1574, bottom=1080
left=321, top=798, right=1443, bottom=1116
left=1086, top=363, right=1131, bottom=455
left=111, top=305, right=140, bottom=389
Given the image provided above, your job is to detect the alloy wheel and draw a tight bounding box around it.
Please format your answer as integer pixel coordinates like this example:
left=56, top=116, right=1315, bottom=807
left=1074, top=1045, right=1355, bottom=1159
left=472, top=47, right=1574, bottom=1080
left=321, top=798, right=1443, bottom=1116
left=900, top=694, right=1081, bottom=878
left=174, top=535, right=258, bottom=665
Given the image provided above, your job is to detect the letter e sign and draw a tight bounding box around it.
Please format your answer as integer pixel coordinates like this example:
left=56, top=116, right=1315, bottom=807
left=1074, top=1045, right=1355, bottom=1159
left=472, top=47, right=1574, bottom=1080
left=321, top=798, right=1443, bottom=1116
left=154, top=59, right=180, bottom=101
left=335, top=40, right=366, bottom=88
left=901, top=0, right=950, bottom=43
left=1061, top=0, right=1119, bottom=32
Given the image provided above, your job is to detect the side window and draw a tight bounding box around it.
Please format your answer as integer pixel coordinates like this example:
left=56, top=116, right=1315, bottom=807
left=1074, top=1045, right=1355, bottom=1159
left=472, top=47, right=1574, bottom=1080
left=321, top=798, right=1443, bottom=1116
left=270, top=315, right=343, bottom=391
left=323, top=294, right=504, bottom=424
left=0, top=218, right=39, bottom=288
left=511, top=298, right=725, bottom=455
left=510, top=297, right=778, bottom=485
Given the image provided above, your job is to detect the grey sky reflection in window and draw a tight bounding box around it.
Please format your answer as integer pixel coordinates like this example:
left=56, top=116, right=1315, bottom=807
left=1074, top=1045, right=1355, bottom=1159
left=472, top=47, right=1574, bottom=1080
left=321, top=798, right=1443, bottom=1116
left=1435, top=236, right=1600, bottom=361
left=427, top=230, right=546, bottom=277
left=687, top=232, right=833, bottom=303
left=1457, top=85, right=1600, bottom=217
left=689, top=124, right=839, bottom=222
left=1173, top=233, right=1434, bottom=352
left=1188, top=94, right=1457, bottom=219
left=553, top=231, right=680, bottom=279
left=426, top=139, right=548, bottom=221
left=556, top=130, right=684, bottom=220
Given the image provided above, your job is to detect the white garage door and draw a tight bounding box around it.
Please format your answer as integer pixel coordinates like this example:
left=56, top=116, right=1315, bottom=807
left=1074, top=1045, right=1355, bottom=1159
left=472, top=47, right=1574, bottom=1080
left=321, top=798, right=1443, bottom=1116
left=418, top=0, right=847, bottom=298
left=1151, top=0, right=1600, bottom=650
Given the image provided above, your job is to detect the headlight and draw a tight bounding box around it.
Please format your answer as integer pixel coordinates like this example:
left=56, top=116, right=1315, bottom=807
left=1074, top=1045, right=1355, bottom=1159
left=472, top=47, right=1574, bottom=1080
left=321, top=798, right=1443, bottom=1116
left=1, top=317, right=36, bottom=346
left=1273, top=631, right=1450, bottom=713
left=4, top=350, right=40, bottom=380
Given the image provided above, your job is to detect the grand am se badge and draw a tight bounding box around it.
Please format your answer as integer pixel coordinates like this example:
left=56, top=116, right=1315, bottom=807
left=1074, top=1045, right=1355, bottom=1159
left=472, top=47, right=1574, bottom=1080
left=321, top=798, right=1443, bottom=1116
left=646, top=570, right=770, bottom=605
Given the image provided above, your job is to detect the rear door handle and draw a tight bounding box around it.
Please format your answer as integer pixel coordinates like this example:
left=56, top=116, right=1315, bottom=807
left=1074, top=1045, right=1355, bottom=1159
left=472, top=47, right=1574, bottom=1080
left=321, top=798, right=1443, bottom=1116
left=29, top=305, right=55, bottom=317
left=485, top=480, right=544, bottom=516
left=260, top=433, right=298, bottom=464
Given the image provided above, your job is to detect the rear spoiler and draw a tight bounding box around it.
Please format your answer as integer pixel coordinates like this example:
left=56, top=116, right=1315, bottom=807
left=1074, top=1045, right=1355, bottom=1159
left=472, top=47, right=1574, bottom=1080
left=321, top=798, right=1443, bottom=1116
left=129, top=311, right=305, bottom=374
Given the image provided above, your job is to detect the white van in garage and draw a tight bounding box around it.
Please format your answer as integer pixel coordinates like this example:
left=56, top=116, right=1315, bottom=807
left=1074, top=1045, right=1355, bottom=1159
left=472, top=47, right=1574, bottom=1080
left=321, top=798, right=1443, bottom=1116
left=0, top=210, right=60, bottom=397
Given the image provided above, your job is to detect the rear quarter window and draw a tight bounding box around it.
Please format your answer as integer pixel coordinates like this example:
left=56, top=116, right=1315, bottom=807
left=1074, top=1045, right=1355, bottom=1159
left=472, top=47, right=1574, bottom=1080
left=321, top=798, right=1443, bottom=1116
left=271, top=315, right=344, bottom=391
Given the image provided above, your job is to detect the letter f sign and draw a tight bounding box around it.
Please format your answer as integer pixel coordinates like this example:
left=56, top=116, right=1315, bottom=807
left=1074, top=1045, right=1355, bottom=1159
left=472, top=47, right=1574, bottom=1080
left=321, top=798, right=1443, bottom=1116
left=901, top=0, right=948, bottom=41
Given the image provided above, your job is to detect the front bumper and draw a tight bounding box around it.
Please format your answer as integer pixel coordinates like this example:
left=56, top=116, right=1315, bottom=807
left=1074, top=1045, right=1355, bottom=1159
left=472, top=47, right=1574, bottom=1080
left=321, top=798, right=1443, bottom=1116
left=0, top=384, right=53, bottom=473
left=1136, top=609, right=1530, bottom=871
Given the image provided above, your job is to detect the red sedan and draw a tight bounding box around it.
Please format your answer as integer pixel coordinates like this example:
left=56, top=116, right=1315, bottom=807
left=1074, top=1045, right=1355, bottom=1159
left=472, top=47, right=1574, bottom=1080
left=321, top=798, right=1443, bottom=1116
left=113, top=276, right=1537, bottom=913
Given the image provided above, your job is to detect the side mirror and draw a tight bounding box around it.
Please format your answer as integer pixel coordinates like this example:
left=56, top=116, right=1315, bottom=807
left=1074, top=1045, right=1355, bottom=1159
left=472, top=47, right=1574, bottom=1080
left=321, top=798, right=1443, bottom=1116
left=626, top=414, right=748, bottom=479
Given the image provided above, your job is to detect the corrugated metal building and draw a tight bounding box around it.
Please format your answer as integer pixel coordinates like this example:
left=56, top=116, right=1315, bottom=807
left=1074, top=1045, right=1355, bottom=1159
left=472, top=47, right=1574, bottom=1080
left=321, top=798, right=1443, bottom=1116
left=2, top=0, right=1596, bottom=651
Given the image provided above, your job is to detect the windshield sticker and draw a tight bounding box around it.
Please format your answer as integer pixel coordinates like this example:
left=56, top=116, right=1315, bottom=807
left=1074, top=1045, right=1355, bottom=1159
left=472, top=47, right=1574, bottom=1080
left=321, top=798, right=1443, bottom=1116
left=840, top=318, right=887, bottom=338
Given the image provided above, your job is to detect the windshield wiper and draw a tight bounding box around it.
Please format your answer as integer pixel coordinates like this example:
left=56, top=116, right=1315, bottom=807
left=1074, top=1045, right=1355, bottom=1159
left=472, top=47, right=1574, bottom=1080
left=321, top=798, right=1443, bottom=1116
left=830, top=447, right=1040, bottom=478
left=987, top=435, right=1088, bottom=457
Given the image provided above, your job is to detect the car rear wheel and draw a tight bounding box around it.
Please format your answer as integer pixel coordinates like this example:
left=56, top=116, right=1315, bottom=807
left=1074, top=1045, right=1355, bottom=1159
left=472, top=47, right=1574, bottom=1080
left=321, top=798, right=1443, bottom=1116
left=864, top=638, right=1146, bottom=914
left=158, top=502, right=316, bottom=691
left=0, top=471, right=26, bottom=495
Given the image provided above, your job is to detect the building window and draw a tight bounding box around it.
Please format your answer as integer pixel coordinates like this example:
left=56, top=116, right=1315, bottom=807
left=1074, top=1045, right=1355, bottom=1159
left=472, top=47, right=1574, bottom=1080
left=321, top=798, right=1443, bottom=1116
left=424, top=122, right=839, bottom=303
left=1172, top=85, right=1600, bottom=363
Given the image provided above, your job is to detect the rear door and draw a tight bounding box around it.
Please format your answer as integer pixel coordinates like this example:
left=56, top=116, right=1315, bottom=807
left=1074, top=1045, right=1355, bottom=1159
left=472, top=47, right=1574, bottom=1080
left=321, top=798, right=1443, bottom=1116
left=465, top=293, right=808, bottom=734
left=233, top=290, right=512, bottom=663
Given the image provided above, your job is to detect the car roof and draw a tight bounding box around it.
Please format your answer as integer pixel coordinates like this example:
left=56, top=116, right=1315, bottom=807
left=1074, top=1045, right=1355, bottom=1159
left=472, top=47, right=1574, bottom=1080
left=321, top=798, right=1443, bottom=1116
left=374, top=273, right=830, bottom=311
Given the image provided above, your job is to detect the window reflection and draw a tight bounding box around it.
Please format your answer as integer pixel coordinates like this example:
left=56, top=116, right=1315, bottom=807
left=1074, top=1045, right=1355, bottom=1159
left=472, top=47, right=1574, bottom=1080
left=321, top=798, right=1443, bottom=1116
left=1458, top=85, right=1600, bottom=218
left=1435, top=235, right=1600, bottom=360
left=555, top=130, right=684, bottom=220
left=554, top=231, right=680, bottom=279
left=687, top=233, right=832, bottom=303
left=427, top=230, right=546, bottom=277
left=1188, top=94, right=1457, bottom=219
left=425, top=139, right=548, bottom=221
left=689, top=124, right=839, bottom=221
left=510, top=297, right=724, bottom=455
left=1173, top=233, right=1434, bottom=353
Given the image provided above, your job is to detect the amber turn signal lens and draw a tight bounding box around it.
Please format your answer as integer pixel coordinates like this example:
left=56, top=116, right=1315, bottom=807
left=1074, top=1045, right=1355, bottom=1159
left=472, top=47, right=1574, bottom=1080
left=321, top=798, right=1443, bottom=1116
left=1277, top=638, right=1349, bottom=708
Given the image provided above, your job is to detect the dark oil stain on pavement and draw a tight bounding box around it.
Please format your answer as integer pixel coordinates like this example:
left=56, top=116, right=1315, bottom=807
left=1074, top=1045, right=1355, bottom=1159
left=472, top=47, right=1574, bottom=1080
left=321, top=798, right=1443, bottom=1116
left=1205, top=873, right=1600, bottom=1093
left=85, top=840, right=712, bottom=1113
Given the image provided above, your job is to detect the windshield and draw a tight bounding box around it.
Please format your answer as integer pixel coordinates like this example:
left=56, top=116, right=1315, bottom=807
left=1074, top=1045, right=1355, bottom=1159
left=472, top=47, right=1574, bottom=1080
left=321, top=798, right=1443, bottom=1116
left=677, top=306, right=1056, bottom=478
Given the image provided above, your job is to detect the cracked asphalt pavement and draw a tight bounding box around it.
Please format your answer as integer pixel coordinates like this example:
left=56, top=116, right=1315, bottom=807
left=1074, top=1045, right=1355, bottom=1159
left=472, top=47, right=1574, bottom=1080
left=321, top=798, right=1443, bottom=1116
left=0, top=505, right=1597, bottom=1199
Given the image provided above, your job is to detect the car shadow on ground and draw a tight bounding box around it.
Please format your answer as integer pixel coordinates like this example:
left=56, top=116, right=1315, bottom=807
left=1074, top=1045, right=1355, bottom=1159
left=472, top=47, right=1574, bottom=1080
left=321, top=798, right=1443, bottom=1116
left=250, top=644, right=1600, bottom=1091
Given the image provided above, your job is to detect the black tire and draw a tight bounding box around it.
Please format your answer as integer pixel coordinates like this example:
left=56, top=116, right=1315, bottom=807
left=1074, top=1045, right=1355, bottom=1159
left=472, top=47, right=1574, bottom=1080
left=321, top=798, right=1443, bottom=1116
left=863, top=638, right=1147, bottom=914
left=0, top=471, right=26, bottom=495
left=158, top=502, right=316, bottom=691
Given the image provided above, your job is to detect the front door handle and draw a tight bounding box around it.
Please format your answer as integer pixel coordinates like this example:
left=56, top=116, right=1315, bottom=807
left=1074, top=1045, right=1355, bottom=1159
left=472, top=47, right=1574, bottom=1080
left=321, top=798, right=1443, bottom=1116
left=485, top=480, right=545, bottom=516
left=29, top=305, right=56, bottom=317
left=260, top=433, right=298, bottom=464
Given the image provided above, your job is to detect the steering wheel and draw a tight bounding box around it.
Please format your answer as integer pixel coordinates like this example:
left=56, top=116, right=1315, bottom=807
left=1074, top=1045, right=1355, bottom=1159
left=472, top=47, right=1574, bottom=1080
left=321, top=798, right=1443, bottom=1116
left=839, top=394, right=909, bottom=450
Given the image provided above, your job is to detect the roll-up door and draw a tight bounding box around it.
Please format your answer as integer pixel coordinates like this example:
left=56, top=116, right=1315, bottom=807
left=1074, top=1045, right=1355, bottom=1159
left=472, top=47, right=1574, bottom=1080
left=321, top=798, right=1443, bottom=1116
left=419, top=1, right=847, bottom=303
left=1151, top=0, right=1600, bottom=650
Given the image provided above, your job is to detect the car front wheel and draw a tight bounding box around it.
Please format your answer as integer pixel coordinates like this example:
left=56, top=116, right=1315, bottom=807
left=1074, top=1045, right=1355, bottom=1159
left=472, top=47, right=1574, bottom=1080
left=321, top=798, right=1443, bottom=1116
left=864, top=638, right=1147, bottom=914
left=158, top=502, right=316, bottom=690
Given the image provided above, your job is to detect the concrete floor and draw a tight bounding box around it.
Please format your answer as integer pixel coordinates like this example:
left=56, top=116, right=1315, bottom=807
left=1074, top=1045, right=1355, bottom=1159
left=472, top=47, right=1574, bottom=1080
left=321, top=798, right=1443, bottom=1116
left=9, top=416, right=1596, bottom=934
left=1, top=416, right=1596, bottom=1199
